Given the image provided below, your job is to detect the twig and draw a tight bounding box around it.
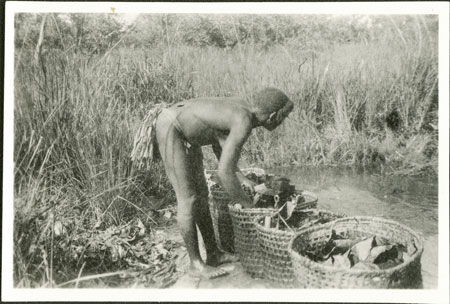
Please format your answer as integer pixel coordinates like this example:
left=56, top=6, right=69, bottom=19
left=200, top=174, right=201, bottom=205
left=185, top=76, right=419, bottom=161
left=278, top=214, right=294, bottom=233
left=56, top=270, right=126, bottom=287
left=298, top=58, right=308, bottom=73
left=75, top=262, right=86, bottom=288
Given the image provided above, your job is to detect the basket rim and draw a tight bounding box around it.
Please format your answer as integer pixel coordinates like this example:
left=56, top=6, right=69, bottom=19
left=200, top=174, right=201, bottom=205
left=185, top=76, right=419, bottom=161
left=254, top=209, right=340, bottom=237
left=299, top=190, right=318, bottom=202
left=228, top=203, right=277, bottom=214
left=205, top=167, right=267, bottom=175
left=288, top=216, right=425, bottom=275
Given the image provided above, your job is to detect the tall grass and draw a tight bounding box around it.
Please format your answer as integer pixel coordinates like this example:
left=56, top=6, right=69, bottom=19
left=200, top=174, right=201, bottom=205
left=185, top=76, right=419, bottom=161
left=13, top=18, right=438, bottom=286
left=164, top=38, right=437, bottom=170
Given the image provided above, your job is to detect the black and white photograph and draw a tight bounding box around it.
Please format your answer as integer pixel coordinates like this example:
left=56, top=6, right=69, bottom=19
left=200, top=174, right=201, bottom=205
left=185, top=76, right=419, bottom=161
left=2, top=2, right=449, bottom=302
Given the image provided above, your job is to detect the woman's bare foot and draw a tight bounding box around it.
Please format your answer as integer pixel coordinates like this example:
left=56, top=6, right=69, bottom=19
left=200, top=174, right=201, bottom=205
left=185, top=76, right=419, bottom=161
left=206, top=251, right=239, bottom=267
left=188, top=261, right=228, bottom=279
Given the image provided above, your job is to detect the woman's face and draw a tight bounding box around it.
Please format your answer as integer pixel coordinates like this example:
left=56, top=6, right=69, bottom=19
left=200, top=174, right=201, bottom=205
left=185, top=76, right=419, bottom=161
left=262, top=109, right=290, bottom=131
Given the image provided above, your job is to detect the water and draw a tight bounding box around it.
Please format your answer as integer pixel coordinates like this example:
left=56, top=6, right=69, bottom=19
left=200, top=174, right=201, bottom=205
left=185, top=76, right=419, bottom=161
left=272, top=166, right=439, bottom=289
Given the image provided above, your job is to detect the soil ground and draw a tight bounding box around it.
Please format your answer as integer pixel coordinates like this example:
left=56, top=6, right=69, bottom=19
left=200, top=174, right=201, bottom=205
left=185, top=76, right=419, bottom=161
left=168, top=167, right=438, bottom=289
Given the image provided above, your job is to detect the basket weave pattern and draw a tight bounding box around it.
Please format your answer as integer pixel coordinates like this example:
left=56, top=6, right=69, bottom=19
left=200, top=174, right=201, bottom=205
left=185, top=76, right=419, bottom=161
left=206, top=168, right=266, bottom=254
left=208, top=189, right=234, bottom=253
left=228, top=205, right=276, bottom=278
left=255, top=210, right=343, bottom=287
left=289, top=216, right=424, bottom=289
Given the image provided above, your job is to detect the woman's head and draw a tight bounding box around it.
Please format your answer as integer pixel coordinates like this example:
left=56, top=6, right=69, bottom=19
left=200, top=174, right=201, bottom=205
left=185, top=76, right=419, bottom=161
left=251, top=87, right=294, bottom=130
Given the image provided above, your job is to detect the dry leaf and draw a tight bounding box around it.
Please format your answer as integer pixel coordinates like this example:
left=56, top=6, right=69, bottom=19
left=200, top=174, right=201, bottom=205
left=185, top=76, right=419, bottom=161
left=118, top=245, right=127, bottom=259
left=323, top=257, right=334, bottom=266
left=54, top=221, right=66, bottom=237
left=286, top=199, right=296, bottom=220
left=401, top=251, right=412, bottom=262
left=333, top=239, right=356, bottom=251
left=367, top=245, right=394, bottom=263
left=254, top=183, right=268, bottom=193
left=351, top=236, right=376, bottom=261
left=137, top=218, right=146, bottom=236
left=332, top=254, right=351, bottom=269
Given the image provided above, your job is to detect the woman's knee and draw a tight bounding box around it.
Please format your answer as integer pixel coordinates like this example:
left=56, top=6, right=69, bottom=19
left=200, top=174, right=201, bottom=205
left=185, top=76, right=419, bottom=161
left=177, top=194, right=198, bottom=218
left=177, top=192, right=208, bottom=218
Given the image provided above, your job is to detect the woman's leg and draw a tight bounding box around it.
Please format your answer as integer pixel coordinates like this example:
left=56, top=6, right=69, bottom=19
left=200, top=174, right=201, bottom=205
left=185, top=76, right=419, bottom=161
left=189, top=146, right=238, bottom=266
left=155, top=113, right=227, bottom=279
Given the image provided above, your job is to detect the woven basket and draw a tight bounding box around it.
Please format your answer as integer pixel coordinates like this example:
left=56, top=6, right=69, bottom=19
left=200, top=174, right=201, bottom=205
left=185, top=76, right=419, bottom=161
left=208, top=189, right=234, bottom=253
left=288, top=216, right=424, bottom=289
left=255, top=210, right=344, bottom=287
left=228, top=204, right=276, bottom=278
left=206, top=168, right=266, bottom=253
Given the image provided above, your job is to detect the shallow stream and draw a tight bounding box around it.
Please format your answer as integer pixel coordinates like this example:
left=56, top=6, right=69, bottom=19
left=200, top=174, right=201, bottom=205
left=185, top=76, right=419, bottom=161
left=272, top=166, right=438, bottom=289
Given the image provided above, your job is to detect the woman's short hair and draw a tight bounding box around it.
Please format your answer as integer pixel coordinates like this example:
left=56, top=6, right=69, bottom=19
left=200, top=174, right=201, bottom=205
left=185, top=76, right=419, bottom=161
left=253, top=87, right=293, bottom=120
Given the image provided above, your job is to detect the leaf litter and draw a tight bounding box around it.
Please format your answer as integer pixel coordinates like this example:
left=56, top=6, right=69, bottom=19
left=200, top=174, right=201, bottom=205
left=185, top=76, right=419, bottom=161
left=58, top=216, right=184, bottom=288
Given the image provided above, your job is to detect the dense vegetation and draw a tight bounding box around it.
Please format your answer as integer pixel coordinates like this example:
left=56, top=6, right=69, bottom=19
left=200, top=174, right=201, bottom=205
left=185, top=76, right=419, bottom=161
left=13, top=13, right=438, bottom=287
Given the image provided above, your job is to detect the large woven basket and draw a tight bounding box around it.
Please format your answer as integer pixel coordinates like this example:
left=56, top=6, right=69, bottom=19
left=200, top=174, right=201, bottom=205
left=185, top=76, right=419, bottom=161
left=206, top=168, right=266, bottom=253
left=255, top=210, right=344, bottom=287
left=228, top=204, right=276, bottom=278
left=288, top=216, right=424, bottom=289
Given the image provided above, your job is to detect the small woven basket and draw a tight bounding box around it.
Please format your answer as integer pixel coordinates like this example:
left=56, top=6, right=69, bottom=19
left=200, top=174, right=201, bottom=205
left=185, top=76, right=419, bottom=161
left=288, top=216, right=424, bottom=289
left=255, top=209, right=344, bottom=287
left=228, top=204, right=276, bottom=278
left=206, top=168, right=266, bottom=253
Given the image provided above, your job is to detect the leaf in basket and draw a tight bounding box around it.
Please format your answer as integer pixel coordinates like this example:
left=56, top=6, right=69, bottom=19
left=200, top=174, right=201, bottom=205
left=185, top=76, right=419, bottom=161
left=373, top=244, right=401, bottom=265
left=322, top=247, right=337, bottom=261
left=254, top=183, right=268, bottom=193
left=322, top=234, right=337, bottom=258
left=374, top=235, right=390, bottom=246
left=323, top=257, right=334, bottom=266
left=377, top=259, right=402, bottom=270
left=286, top=198, right=296, bottom=220
left=333, top=239, right=357, bottom=251
left=332, top=253, right=351, bottom=269
left=366, top=245, right=394, bottom=263
left=305, top=250, right=320, bottom=262
left=352, top=261, right=380, bottom=271
left=401, top=251, right=412, bottom=262
left=321, top=229, right=348, bottom=256
left=351, top=236, right=376, bottom=261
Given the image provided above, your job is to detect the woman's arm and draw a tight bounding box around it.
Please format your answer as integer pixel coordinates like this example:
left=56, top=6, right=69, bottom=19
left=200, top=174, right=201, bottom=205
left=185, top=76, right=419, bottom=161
left=212, top=140, right=255, bottom=188
left=215, top=115, right=254, bottom=208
